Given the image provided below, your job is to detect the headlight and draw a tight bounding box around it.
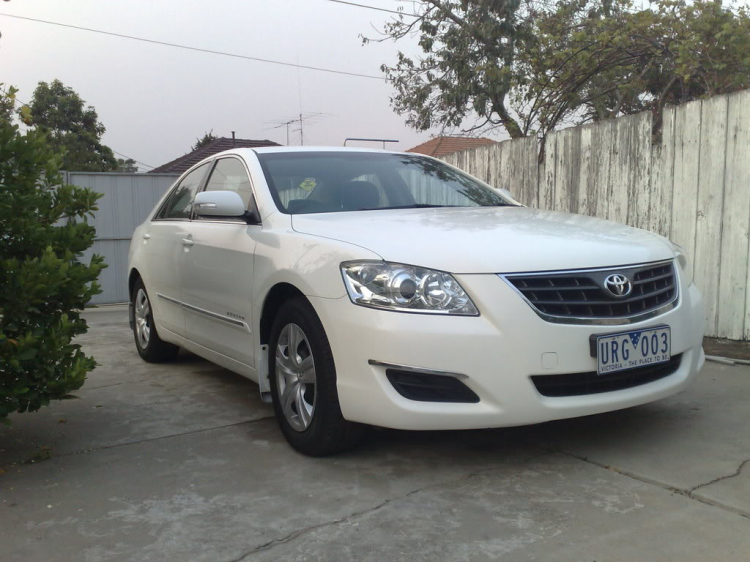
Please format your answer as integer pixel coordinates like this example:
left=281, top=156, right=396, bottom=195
left=671, top=242, right=693, bottom=286
left=341, top=261, right=479, bottom=315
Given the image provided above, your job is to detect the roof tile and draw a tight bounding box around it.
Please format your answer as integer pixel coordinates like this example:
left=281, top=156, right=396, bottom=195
left=148, top=137, right=281, bottom=174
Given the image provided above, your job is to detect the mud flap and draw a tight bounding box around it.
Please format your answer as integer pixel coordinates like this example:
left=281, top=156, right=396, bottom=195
left=258, top=344, right=272, bottom=403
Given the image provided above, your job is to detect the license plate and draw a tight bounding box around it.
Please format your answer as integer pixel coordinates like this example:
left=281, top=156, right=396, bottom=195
left=596, top=326, right=671, bottom=375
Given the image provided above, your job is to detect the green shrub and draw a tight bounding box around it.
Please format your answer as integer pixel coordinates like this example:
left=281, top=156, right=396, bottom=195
left=0, top=87, right=105, bottom=419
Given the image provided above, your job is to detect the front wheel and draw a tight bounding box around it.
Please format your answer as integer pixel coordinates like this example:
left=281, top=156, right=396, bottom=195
left=269, top=297, right=365, bottom=456
left=131, top=278, right=179, bottom=363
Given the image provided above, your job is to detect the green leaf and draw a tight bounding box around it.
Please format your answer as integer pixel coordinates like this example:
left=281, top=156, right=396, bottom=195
left=16, top=348, right=38, bottom=361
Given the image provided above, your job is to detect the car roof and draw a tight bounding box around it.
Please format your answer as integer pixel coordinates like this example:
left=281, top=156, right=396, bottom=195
left=250, top=146, right=408, bottom=155
left=183, top=146, right=436, bottom=176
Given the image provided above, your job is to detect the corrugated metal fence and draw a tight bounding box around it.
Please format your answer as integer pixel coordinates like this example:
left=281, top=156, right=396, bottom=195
left=65, top=172, right=179, bottom=305
left=443, top=89, right=750, bottom=340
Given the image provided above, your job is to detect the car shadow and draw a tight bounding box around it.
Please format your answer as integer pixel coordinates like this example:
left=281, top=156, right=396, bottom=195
left=350, top=401, right=683, bottom=462
left=166, top=347, right=691, bottom=461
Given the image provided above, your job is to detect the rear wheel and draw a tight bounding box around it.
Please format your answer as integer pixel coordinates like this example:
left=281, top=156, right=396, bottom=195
left=269, top=297, right=365, bottom=456
left=132, top=278, right=179, bottom=363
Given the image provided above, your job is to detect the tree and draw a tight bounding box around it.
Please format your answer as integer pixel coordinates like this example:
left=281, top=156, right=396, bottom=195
left=374, top=0, right=529, bottom=139
left=0, top=87, right=105, bottom=420
left=518, top=0, right=750, bottom=137
left=116, top=158, right=138, bottom=173
left=193, top=130, right=217, bottom=151
left=0, top=86, right=14, bottom=124
left=375, top=0, right=750, bottom=142
left=28, top=79, right=118, bottom=172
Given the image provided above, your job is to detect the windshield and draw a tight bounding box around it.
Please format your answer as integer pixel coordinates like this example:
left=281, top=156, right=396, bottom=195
left=257, top=152, right=515, bottom=214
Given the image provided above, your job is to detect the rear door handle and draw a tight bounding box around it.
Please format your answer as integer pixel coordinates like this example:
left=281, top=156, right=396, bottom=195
left=142, top=233, right=151, bottom=240
left=182, top=238, right=194, bottom=247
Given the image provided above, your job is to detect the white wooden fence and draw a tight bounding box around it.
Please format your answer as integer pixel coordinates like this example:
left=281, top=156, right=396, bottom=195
left=442, top=89, right=750, bottom=340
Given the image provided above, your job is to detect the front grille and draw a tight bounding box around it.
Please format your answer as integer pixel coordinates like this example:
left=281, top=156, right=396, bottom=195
left=504, top=261, right=677, bottom=322
left=531, top=354, right=682, bottom=397
left=386, top=370, right=480, bottom=403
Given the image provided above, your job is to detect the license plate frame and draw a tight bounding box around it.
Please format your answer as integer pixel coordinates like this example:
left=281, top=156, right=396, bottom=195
left=593, top=326, right=671, bottom=375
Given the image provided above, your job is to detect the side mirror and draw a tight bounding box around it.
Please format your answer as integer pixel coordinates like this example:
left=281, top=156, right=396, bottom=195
left=193, top=190, right=247, bottom=218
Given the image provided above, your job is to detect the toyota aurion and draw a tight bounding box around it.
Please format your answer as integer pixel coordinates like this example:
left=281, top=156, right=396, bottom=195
left=128, top=147, right=704, bottom=456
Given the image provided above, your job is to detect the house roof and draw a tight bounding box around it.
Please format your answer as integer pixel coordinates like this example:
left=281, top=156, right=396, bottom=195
left=148, top=137, right=281, bottom=174
left=405, top=136, right=496, bottom=158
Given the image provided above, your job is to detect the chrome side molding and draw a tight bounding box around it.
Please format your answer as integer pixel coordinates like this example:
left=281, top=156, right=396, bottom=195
left=157, top=293, right=250, bottom=332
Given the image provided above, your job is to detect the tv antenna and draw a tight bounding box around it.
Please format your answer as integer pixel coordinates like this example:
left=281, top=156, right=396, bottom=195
left=265, top=112, right=330, bottom=146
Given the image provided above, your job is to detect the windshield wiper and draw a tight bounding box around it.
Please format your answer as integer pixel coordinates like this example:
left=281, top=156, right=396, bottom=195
left=358, top=204, right=456, bottom=211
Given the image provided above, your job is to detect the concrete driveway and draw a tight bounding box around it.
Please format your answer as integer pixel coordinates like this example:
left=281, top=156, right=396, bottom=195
left=1, top=306, right=749, bottom=561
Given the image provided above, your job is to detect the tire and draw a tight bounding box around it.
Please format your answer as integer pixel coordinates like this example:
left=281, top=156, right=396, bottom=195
left=269, top=297, right=365, bottom=456
left=131, top=278, right=180, bottom=363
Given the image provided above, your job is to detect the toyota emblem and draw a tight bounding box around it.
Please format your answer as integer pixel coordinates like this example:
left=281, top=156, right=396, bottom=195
left=604, top=274, right=632, bottom=297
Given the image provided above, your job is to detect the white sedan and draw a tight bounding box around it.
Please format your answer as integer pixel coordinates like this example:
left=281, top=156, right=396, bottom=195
left=128, top=147, right=705, bottom=456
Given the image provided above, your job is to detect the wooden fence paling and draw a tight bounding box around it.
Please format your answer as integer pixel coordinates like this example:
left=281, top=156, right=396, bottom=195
left=720, top=90, right=750, bottom=340
left=694, top=95, right=729, bottom=337
left=649, top=105, right=676, bottom=238
left=440, top=90, right=750, bottom=340
left=632, top=112, right=653, bottom=231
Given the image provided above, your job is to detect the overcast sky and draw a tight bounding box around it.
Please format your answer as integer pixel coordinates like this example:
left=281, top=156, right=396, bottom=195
left=0, top=0, right=497, bottom=171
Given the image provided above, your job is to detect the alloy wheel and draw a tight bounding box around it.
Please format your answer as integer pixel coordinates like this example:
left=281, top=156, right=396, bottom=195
left=275, top=323, right=317, bottom=432
left=134, top=288, right=152, bottom=349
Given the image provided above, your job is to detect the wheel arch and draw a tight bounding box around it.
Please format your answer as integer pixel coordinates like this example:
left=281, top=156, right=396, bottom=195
left=128, top=268, right=142, bottom=300
left=259, top=282, right=307, bottom=346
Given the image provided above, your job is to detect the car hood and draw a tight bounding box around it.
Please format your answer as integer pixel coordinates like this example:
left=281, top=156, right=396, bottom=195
left=291, top=206, right=674, bottom=274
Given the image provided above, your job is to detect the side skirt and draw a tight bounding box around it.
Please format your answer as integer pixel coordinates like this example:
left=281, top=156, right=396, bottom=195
left=159, top=326, right=260, bottom=384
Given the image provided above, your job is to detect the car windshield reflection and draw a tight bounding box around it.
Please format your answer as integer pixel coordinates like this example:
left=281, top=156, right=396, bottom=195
left=256, top=152, right=517, bottom=214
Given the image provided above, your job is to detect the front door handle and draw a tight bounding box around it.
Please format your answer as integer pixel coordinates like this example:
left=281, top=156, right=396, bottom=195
left=181, top=238, right=194, bottom=247
left=142, top=233, right=151, bottom=240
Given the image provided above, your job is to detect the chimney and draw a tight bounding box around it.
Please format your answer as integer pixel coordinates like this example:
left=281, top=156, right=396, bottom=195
left=231, top=131, right=236, bottom=147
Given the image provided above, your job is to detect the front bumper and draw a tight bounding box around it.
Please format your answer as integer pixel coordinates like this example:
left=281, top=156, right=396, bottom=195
left=310, top=272, right=705, bottom=431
